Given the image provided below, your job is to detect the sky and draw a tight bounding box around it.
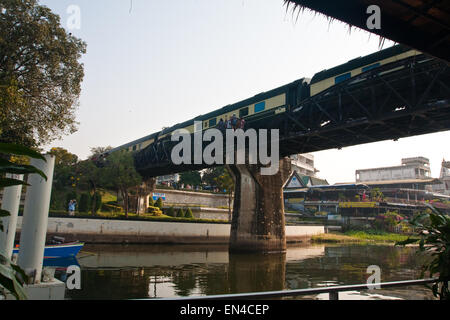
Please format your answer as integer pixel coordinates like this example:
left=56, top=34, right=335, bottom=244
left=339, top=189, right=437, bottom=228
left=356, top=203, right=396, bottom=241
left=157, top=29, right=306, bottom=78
left=40, top=0, right=449, bottom=184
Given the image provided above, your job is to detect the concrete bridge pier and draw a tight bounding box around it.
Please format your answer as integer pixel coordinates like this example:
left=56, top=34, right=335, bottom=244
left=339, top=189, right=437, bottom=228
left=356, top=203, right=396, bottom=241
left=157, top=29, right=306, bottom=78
left=227, top=157, right=291, bottom=253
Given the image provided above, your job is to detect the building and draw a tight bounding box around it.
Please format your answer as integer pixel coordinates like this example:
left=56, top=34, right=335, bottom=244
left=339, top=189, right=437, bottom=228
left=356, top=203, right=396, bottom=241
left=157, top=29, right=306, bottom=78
left=156, top=174, right=180, bottom=186
left=355, top=156, right=432, bottom=182
left=432, top=160, right=450, bottom=196
left=289, top=153, right=318, bottom=177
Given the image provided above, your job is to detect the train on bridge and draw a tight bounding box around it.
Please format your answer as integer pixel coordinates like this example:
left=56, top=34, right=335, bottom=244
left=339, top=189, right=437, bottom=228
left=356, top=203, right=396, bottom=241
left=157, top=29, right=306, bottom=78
left=107, top=44, right=421, bottom=157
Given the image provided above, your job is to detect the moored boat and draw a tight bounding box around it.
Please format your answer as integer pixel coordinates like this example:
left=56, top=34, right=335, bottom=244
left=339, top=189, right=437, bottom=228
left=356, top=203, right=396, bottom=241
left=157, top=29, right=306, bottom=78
left=13, top=239, right=84, bottom=259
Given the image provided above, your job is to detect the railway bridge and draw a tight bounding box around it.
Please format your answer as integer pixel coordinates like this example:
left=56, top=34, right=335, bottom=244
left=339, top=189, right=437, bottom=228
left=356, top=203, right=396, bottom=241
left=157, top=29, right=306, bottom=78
left=127, top=54, right=450, bottom=253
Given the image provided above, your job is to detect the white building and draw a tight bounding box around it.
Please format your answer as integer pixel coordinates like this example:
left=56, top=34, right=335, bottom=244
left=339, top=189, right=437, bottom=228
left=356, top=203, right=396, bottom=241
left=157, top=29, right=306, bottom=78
left=432, top=160, right=450, bottom=195
left=355, top=157, right=432, bottom=182
left=290, top=153, right=318, bottom=177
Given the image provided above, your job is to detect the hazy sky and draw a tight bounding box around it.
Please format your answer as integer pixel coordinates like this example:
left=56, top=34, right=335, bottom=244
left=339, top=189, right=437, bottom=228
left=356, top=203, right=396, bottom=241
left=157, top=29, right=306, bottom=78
left=40, top=0, right=449, bottom=184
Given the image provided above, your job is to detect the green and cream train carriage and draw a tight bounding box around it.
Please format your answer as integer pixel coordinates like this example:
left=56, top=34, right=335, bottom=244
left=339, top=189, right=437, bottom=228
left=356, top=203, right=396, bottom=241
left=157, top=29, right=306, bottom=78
left=109, top=45, right=422, bottom=155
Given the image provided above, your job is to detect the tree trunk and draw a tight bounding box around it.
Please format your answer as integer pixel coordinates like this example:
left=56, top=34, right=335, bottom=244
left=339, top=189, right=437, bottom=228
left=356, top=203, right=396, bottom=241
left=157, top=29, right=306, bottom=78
left=90, top=180, right=97, bottom=214
left=228, top=191, right=233, bottom=222
left=121, top=188, right=129, bottom=219
left=135, top=186, right=140, bottom=216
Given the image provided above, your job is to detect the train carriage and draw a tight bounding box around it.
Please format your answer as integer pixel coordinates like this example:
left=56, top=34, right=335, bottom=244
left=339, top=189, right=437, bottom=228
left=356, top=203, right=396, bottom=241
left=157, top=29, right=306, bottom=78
left=107, top=44, right=424, bottom=157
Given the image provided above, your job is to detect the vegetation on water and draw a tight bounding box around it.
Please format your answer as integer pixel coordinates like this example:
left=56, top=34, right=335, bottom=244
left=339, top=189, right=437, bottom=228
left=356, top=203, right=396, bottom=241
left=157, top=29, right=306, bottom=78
left=311, top=230, right=416, bottom=244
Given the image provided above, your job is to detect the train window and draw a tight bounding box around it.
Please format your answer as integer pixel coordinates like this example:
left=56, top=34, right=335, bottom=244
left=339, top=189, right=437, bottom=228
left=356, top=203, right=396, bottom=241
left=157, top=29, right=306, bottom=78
left=194, top=122, right=203, bottom=132
left=335, top=73, right=351, bottom=84
left=239, top=107, right=249, bottom=117
left=254, top=101, right=266, bottom=113
left=362, top=63, right=380, bottom=73
left=204, top=122, right=208, bottom=128
left=209, top=118, right=217, bottom=127
left=132, top=145, right=137, bottom=151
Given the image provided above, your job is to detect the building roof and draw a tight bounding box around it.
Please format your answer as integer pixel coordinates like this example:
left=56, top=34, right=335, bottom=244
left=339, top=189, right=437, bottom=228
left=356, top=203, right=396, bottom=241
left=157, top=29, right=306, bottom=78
left=284, top=171, right=306, bottom=189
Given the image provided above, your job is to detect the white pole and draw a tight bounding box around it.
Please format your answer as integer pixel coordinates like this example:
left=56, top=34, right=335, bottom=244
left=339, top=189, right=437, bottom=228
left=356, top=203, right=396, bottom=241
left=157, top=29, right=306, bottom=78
left=0, top=174, right=24, bottom=259
left=17, top=155, right=55, bottom=284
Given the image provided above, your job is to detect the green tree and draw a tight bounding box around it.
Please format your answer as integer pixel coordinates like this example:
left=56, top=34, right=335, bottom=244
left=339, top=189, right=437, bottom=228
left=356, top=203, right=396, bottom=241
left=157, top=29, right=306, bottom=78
left=92, top=192, right=102, bottom=214
left=0, top=0, right=87, bottom=147
left=78, top=193, right=91, bottom=213
left=177, top=208, right=185, bottom=218
left=49, top=147, right=78, bottom=167
left=185, top=208, right=194, bottom=219
left=155, top=198, right=163, bottom=209
left=179, top=170, right=202, bottom=188
left=101, top=151, right=142, bottom=218
left=75, top=159, right=104, bottom=212
left=167, top=206, right=176, bottom=217
left=214, top=167, right=235, bottom=221
left=202, top=166, right=226, bottom=188
left=89, top=146, right=113, bottom=160
left=49, top=147, right=79, bottom=189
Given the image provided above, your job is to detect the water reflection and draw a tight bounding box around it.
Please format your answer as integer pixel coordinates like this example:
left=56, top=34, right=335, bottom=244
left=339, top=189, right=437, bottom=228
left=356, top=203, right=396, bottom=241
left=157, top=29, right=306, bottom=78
left=52, top=244, right=435, bottom=300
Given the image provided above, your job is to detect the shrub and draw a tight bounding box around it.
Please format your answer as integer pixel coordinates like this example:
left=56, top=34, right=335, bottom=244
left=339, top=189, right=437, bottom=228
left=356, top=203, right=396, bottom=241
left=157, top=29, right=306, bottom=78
left=51, top=190, right=67, bottom=210
left=177, top=208, right=185, bottom=218
left=396, top=208, right=450, bottom=300
left=92, top=192, right=102, bottom=214
left=101, top=203, right=123, bottom=213
left=148, top=197, right=155, bottom=207
left=79, top=193, right=91, bottom=213
left=147, top=206, right=163, bottom=216
left=167, top=206, right=176, bottom=217
left=155, top=198, right=163, bottom=209
left=185, top=208, right=194, bottom=219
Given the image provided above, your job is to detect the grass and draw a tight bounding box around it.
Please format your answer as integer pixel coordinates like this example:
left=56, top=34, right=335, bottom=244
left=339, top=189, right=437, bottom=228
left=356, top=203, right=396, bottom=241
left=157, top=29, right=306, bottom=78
left=100, top=190, right=117, bottom=203
left=311, top=230, right=419, bottom=244
left=343, top=230, right=416, bottom=243
left=310, top=233, right=362, bottom=243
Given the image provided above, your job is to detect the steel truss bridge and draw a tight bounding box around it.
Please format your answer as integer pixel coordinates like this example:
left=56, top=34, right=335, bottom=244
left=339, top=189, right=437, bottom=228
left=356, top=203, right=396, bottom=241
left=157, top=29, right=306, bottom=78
left=134, top=55, right=450, bottom=178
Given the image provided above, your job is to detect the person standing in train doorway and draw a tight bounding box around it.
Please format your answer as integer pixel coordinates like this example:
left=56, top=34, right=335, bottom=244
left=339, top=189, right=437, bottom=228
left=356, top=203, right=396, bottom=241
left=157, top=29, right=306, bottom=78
left=225, top=115, right=232, bottom=130
left=239, top=117, right=246, bottom=130
left=217, top=118, right=225, bottom=132
left=231, top=113, right=238, bottom=129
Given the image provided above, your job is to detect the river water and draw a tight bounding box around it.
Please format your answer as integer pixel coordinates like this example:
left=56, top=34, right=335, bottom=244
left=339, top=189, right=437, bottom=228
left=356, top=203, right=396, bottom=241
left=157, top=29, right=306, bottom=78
left=55, top=243, right=435, bottom=300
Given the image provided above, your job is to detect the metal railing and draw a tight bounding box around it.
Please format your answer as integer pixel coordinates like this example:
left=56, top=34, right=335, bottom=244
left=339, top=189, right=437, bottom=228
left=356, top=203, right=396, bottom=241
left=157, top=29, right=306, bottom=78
left=160, top=278, right=438, bottom=300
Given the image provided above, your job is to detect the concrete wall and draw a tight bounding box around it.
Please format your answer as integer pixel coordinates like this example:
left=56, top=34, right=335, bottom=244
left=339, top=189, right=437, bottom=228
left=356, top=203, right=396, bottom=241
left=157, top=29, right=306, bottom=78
left=152, top=189, right=231, bottom=208
left=15, top=217, right=324, bottom=245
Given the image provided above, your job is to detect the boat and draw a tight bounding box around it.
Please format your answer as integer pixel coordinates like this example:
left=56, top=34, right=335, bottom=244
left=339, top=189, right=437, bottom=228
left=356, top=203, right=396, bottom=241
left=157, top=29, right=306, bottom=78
left=13, top=237, right=84, bottom=259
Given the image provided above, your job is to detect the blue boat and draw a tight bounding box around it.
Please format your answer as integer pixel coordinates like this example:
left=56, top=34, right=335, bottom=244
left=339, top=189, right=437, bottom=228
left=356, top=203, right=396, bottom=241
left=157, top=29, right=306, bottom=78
left=13, top=241, right=84, bottom=259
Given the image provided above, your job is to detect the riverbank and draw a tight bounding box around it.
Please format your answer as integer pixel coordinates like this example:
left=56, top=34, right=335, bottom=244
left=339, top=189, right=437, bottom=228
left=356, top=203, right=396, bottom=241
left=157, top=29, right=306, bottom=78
left=311, top=231, right=419, bottom=244
left=15, top=216, right=324, bottom=245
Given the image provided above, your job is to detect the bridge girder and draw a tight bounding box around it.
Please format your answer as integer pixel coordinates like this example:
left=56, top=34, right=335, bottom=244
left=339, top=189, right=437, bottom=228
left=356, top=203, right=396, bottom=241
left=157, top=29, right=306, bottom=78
left=134, top=55, right=450, bottom=178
